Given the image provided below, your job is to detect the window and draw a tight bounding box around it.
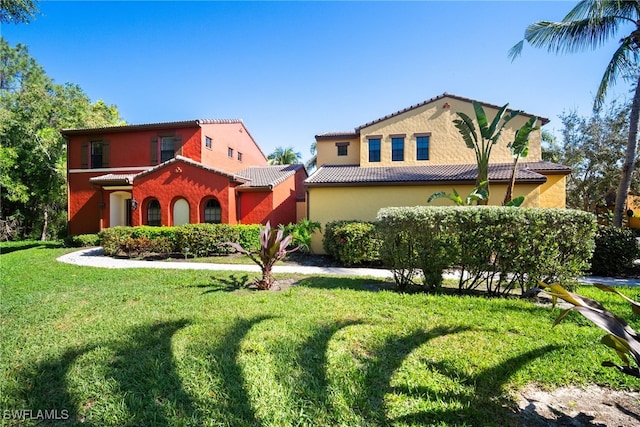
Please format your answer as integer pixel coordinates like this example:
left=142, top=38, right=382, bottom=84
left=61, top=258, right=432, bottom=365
left=90, top=141, right=105, bottom=168
left=416, top=135, right=430, bottom=160
left=160, top=137, right=175, bottom=163
left=147, top=199, right=161, bottom=226
left=336, top=142, right=349, bottom=156
left=204, top=199, right=221, bottom=223
left=392, top=137, right=404, bottom=161
left=205, top=136, right=212, bottom=149
left=237, top=152, right=243, bottom=161
left=228, top=147, right=234, bottom=158
left=368, top=138, right=381, bottom=162
left=81, top=140, right=109, bottom=168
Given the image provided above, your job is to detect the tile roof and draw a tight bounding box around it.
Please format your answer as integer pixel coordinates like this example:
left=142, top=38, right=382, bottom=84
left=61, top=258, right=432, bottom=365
left=304, top=161, right=563, bottom=187
left=134, top=156, right=248, bottom=183
left=89, top=173, right=138, bottom=185
left=315, top=131, right=359, bottom=140
left=61, top=119, right=244, bottom=136
left=237, top=164, right=306, bottom=190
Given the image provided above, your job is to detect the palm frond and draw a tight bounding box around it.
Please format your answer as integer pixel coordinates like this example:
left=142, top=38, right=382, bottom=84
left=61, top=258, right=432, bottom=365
left=595, top=38, right=636, bottom=108
left=524, top=16, right=621, bottom=54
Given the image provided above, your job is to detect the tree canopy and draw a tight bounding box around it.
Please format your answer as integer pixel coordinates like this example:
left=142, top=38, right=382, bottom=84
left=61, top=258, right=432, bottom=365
left=510, top=0, right=640, bottom=226
left=0, top=38, right=125, bottom=240
left=267, top=146, right=302, bottom=165
left=0, top=0, right=39, bottom=24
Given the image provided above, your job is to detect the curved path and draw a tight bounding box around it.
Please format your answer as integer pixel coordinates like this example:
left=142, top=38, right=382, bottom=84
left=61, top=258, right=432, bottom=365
left=57, top=248, right=640, bottom=286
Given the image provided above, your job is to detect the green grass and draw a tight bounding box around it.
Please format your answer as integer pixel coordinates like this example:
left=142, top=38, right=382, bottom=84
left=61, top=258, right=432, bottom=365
left=1, top=242, right=639, bottom=426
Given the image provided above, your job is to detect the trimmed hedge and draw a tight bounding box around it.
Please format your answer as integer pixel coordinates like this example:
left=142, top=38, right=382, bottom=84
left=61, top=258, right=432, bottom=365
left=323, top=221, right=382, bottom=266
left=590, top=226, right=639, bottom=276
left=377, top=206, right=596, bottom=295
left=98, top=224, right=261, bottom=257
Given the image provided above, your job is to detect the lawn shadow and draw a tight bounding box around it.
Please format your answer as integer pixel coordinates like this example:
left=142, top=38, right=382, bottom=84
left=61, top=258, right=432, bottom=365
left=0, top=241, right=64, bottom=255
left=106, top=319, right=195, bottom=426
left=18, top=344, right=98, bottom=426
left=356, top=325, right=471, bottom=425
left=286, top=319, right=365, bottom=423
left=186, top=274, right=251, bottom=293
left=202, top=315, right=275, bottom=426
left=16, top=319, right=194, bottom=426
left=297, top=276, right=396, bottom=292
left=392, top=344, right=561, bottom=426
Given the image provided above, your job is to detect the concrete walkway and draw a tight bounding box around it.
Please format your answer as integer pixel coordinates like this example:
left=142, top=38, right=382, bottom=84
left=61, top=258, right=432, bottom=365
left=57, top=247, right=640, bottom=286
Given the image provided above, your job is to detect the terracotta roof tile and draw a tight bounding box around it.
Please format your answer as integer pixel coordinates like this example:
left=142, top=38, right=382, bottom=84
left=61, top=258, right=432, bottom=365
left=89, top=173, right=138, bottom=185
left=237, top=164, right=306, bottom=189
left=305, top=162, right=560, bottom=187
left=61, top=119, right=244, bottom=136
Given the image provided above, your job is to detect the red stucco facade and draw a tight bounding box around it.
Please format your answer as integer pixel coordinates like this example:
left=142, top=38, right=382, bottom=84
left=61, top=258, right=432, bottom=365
left=62, top=120, right=306, bottom=235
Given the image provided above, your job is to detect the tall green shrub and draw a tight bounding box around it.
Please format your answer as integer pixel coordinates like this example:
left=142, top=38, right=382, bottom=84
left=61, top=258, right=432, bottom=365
left=323, top=221, right=381, bottom=266
left=590, top=226, right=639, bottom=276
left=377, top=207, right=596, bottom=295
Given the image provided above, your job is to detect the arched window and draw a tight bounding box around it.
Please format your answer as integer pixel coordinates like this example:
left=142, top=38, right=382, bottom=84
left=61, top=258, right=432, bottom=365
left=147, top=199, right=161, bottom=226
left=204, top=199, right=221, bottom=224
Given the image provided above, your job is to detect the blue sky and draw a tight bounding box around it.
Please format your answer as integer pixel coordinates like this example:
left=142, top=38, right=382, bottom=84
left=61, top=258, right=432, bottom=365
left=2, top=0, right=635, bottom=162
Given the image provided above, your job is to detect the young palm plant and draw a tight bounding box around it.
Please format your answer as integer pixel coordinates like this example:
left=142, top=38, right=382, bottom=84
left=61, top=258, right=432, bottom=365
left=510, top=0, right=640, bottom=227
left=454, top=101, right=520, bottom=204
left=226, top=222, right=298, bottom=290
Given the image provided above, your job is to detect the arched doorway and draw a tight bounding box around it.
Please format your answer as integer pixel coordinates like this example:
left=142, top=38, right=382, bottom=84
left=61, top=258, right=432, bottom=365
left=173, top=198, right=190, bottom=226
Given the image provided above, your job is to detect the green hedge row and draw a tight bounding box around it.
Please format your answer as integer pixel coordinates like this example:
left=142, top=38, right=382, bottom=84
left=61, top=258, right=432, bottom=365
left=323, top=221, right=382, bottom=266
left=98, top=224, right=261, bottom=257
left=375, top=207, right=597, bottom=295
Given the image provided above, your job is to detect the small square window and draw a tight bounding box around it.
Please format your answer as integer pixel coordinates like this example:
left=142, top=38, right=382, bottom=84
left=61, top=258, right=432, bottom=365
left=337, top=145, right=348, bottom=156
left=228, top=147, right=234, bottom=158
left=205, top=136, right=212, bottom=149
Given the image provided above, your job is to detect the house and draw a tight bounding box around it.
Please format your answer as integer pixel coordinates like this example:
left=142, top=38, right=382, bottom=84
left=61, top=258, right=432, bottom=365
left=62, top=119, right=307, bottom=235
left=305, top=93, right=570, bottom=253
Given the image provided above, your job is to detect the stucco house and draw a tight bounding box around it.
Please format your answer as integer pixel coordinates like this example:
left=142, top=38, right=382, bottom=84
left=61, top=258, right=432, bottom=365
left=62, top=119, right=306, bottom=235
left=305, top=93, right=570, bottom=253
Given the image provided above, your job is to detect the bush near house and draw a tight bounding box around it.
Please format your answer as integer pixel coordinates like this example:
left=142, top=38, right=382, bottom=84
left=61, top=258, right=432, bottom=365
left=377, top=207, right=596, bottom=295
left=99, top=224, right=260, bottom=257
left=590, top=226, right=640, bottom=276
left=323, top=221, right=382, bottom=266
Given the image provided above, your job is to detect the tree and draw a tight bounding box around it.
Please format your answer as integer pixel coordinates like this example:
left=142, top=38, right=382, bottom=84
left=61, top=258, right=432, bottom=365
left=0, top=0, right=39, bottom=24
left=306, top=140, right=317, bottom=172
left=0, top=38, right=125, bottom=240
left=503, top=116, right=538, bottom=205
left=267, top=146, right=302, bottom=165
left=453, top=101, right=520, bottom=204
left=509, top=0, right=640, bottom=227
left=542, top=101, right=636, bottom=212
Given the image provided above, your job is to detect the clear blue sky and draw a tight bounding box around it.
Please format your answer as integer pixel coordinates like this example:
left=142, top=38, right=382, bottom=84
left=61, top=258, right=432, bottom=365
left=2, top=0, right=635, bottom=163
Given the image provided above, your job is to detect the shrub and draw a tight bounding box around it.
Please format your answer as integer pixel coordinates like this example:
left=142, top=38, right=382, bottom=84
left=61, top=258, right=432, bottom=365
left=590, top=226, right=639, bottom=276
left=377, top=207, right=596, bottom=295
left=323, top=221, right=381, bottom=266
left=280, top=219, right=321, bottom=253
left=66, top=234, right=100, bottom=247
left=119, top=236, right=172, bottom=258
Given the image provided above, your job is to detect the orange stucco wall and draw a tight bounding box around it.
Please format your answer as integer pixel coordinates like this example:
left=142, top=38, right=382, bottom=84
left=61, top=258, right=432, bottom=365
left=200, top=122, right=268, bottom=172
left=131, top=160, right=238, bottom=226
left=67, top=173, right=104, bottom=235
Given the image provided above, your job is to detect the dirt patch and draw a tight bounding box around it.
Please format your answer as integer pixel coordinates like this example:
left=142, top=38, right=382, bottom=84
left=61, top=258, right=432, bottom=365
left=511, top=384, right=640, bottom=426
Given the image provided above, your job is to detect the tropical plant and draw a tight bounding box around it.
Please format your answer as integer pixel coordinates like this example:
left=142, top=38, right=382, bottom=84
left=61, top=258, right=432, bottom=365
left=267, top=146, right=302, bottom=165
left=226, top=222, right=298, bottom=290
left=427, top=183, right=488, bottom=206
left=306, top=140, right=317, bottom=172
left=453, top=101, right=520, bottom=204
left=509, top=0, right=640, bottom=227
left=0, top=0, right=39, bottom=24
left=504, top=116, right=538, bottom=205
left=279, top=219, right=321, bottom=253
left=541, top=282, right=640, bottom=378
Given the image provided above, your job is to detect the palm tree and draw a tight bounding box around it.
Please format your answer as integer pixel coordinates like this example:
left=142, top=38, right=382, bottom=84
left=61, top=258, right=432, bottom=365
left=509, top=0, right=640, bottom=227
left=306, top=141, right=317, bottom=172
left=267, top=146, right=302, bottom=165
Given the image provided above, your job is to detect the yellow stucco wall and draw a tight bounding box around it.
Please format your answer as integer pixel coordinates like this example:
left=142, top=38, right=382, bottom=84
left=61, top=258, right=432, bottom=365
left=316, top=136, right=360, bottom=166
left=358, top=96, right=543, bottom=167
left=538, top=174, right=566, bottom=208
left=308, top=183, right=540, bottom=253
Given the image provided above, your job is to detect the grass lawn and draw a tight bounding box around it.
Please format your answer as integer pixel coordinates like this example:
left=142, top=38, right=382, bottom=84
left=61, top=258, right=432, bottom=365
left=1, top=242, right=639, bottom=426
